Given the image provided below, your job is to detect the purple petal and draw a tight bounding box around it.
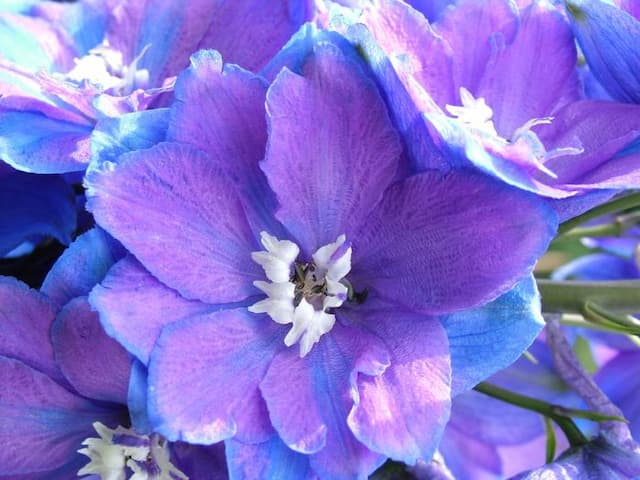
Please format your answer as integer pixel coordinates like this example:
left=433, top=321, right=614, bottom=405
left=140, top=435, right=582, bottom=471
left=348, top=309, right=451, bottom=464
left=538, top=101, right=640, bottom=189
left=475, top=1, right=579, bottom=137
left=52, top=297, right=131, bottom=404
left=351, top=170, right=557, bottom=314
left=168, top=50, right=281, bottom=235
left=148, top=309, right=279, bottom=444
left=552, top=253, right=640, bottom=281
left=89, top=256, right=211, bottom=364
left=259, top=323, right=388, bottom=479
left=41, top=228, right=125, bottom=309
left=435, top=0, right=518, bottom=103
left=225, top=436, right=315, bottom=480
left=262, top=39, right=402, bottom=254
left=0, top=356, right=125, bottom=475
left=86, top=141, right=262, bottom=304
left=0, top=169, right=76, bottom=256
left=439, top=425, right=502, bottom=479
left=0, top=276, right=64, bottom=384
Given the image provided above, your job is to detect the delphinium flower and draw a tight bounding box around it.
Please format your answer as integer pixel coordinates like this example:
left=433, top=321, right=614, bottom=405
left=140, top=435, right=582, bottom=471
left=566, top=0, right=640, bottom=104
left=328, top=0, right=640, bottom=222
left=0, top=229, right=227, bottom=479
left=0, top=0, right=313, bottom=175
left=85, top=21, right=558, bottom=476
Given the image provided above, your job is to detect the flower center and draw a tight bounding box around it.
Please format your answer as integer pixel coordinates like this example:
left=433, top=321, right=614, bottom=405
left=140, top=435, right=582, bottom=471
left=445, top=87, right=582, bottom=178
left=65, top=42, right=151, bottom=95
left=78, top=422, right=187, bottom=480
left=249, top=232, right=357, bottom=357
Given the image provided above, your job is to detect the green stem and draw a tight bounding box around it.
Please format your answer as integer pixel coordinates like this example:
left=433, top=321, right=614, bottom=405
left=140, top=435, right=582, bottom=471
left=537, top=279, right=640, bottom=314
left=543, top=416, right=556, bottom=463
left=557, top=192, right=640, bottom=236
left=474, top=382, right=588, bottom=447
left=554, top=223, right=623, bottom=242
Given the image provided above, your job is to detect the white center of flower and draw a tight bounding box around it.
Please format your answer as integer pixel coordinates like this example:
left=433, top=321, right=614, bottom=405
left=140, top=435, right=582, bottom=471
left=66, top=41, right=151, bottom=95
left=78, top=422, right=187, bottom=480
left=445, top=87, right=582, bottom=178
left=249, top=232, right=353, bottom=357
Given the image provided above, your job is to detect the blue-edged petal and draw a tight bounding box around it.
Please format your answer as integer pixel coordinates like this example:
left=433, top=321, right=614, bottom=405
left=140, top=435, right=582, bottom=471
left=86, top=141, right=263, bottom=304
left=90, top=108, right=169, bottom=171
left=348, top=308, right=451, bottom=465
left=148, top=309, right=279, bottom=444
left=225, top=436, right=315, bottom=480
left=0, top=168, right=76, bottom=256
left=128, top=359, right=151, bottom=433
left=441, top=275, right=544, bottom=394
left=0, top=107, right=93, bottom=173
left=41, top=227, right=125, bottom=309
left=567, top=0, right=640, bottom=103
left=259, top=323, right=388, bottom=480
left=351, top=170, right=557, bottom=315
left=51, top=297, right=131, bottom=405
left=89, top=255, right=212, bottom=364
left=262, top=37, right=402, bottom=254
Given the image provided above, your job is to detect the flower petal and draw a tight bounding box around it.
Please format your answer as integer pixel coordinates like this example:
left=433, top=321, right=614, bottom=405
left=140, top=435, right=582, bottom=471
left=348, top=308, right=451, bottom=465
left=89, top=255, right=212, bottom=364
left=52, top=297, right=131, bottom=405
left=0, top=356, right=125, bottom=475
left=86, top=141, right=262, bottom=304
left=41, top=227, right=125, bottom=309
left=441, top=275, right=544, bottom=395
left=0, top=276, right=63, bottom=384
left=225, top=436, right=315, bottom=480
left=148, top=309, right=279, bottom=444
left=259, top=323, right=388, bottom=479
left=351, top=170, right=557, bottom=314
left=263, top=38, right=402, bottom=254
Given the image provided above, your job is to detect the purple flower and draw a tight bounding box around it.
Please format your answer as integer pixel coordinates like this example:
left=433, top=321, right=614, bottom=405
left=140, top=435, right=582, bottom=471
left=0, top=0, right=313, bottom=174
left=86, top=32, right=556, bottom=477
left=333, top=0, right=640, bottom=221
left=0, top=230, right=226, bottom=479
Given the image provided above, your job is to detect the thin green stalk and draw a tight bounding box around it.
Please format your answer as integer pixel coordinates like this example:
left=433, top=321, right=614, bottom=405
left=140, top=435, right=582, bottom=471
left=554, top=223, right=623, bottom=242
left=537, top=279, right=640, bottom=314
left=474, top=382, right=588, bottom=447
left=543, top=416, right=556, bottom=463
left=557, top=192, right=640, bottom=236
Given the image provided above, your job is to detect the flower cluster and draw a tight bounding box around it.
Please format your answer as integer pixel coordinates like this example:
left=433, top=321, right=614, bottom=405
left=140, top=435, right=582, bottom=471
left=1, top=0, right=640, bottom=479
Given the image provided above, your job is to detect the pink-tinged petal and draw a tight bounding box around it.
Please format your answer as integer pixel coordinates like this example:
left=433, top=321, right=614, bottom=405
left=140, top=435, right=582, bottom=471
left=89, top=256, right=212, bottom=364
left=348, top=309, right=451, bottom=464
left=0, top=356, right=125, bottom=475
left=260, top=323, right=388, bottom=479
left=41, top=228, right=125, bottom=309
left=52, top=297, right=131, bottom=404
left=0, top=276, right=63, bottom=384
left=537, top=101, right=640, bottom=188
left=168, top=50, right=281, bottom=235
left=263, top=41, right=402, bottom=254
left=86, top=141, right=262, bottom=304
left=435, top=0, right=518, bottom=102
left=475, top=1, right=580, bottom=137
left=148, top=309, right=280, bottom=444
left=359, top=0, right=456, bottom=107
left=225, top=436, right=316, bottom=480
left=351, top=170, right=557, bottom=314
